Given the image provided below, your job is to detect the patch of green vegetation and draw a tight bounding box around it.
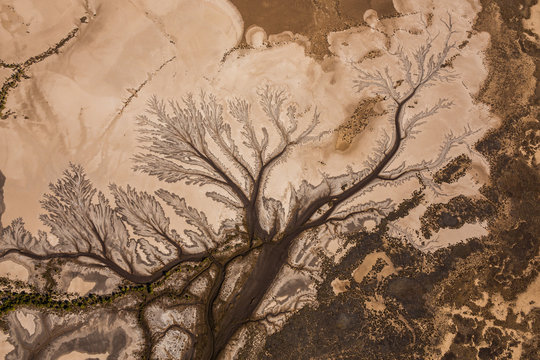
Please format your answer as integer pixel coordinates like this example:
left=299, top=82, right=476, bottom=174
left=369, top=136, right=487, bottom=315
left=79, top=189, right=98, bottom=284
left=0, top=283, right=151, bottom=315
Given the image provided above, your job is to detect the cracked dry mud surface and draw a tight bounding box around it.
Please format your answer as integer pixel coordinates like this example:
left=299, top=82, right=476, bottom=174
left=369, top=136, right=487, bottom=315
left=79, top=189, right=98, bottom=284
left=0, top=0, right=538, bottom=359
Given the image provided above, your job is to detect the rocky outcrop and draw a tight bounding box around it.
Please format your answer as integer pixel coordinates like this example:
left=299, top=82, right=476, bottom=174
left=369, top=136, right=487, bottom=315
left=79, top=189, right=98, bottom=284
left=0, top=170, right=5, bottom=232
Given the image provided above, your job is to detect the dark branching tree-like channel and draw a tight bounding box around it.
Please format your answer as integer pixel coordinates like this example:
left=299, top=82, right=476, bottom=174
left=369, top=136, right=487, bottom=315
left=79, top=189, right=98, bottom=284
left=1, top=16, right=471, bottom=359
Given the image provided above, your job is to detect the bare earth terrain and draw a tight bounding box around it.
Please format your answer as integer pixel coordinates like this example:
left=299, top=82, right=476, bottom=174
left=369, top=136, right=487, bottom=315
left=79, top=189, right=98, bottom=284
left=0, top=0, right=538, bottom=359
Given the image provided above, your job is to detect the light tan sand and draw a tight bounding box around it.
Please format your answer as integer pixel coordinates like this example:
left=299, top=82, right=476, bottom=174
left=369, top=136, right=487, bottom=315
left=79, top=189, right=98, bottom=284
left=15, top=311, right=36, bottom=336
left=0, top=331, right=14, bottom=358
left=67, top=276, right=96, bottom=296
left=523, top=1, right=540, bottom=37
left=0, top=259, right=29, bottom=281
left=515, top=274, right=540, bottom=316
left=57, top=351, right=109, bottom=360
left=490, top=293, right=508, bottom=321
left=352, top=252, right=396, bottom=283
left=365, top=294, right=386, bottom=312
left=331, top=278, right=350, bottom=295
